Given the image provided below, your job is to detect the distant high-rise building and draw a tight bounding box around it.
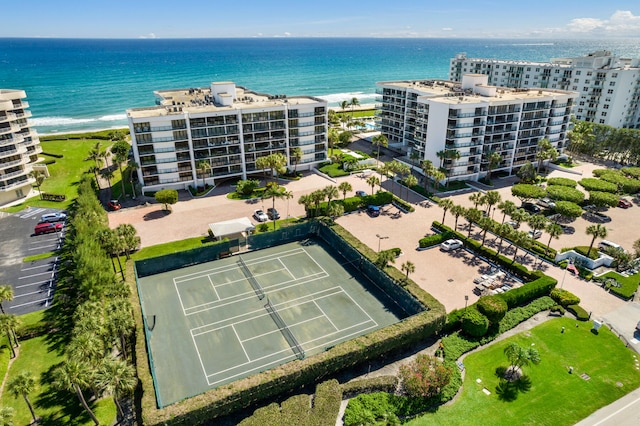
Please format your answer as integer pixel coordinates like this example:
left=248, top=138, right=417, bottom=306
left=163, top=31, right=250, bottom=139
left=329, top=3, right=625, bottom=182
left=0, top=89, right=42, bottom=206
left=376, top=74, right=577, bottom=182
left=450, top=51, right=640, bottom=128
left=127, top=82, right=328, bottom=193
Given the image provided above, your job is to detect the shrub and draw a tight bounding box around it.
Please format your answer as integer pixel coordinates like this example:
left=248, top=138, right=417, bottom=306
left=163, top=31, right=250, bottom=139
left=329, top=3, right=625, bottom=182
left=550, top=304, right=566, bottom=315
left=567, top=304, right=590, bottom=321
left=257, top=223, right=269, bottom=232
left=550, top=288, right=581, bottom=307
left=579, top=178, right=618, bottom=193
left=476, top=295, right=508, bottom=324
left=399, top=354, right=454, bottom=398
left=155, top=189, right=178, bottom=210
left=496, top=296, right=556, bottom=333
left=341, top=376, right=398, bottom=398
left=547, top=177, right=577, bottom=187
left=388, top=247, right=402, bottom=257
left=41, top=151, right=64, bottom=158
left=461, top=307, right=489, bottom=337
left=497, top=275, right=557, bottom=309
left=588, top=190, right=619, bottom=207
left=41, top=193, right=66, bottom=202
left=419, top=233, right=451, bottom=248
left=511, top=184, right=546, bottom=201
left=236, top=179, right=260, bottom=195
left=546, top=185, right=585, bottom=204
left=343, top=392, right=401, bottom=426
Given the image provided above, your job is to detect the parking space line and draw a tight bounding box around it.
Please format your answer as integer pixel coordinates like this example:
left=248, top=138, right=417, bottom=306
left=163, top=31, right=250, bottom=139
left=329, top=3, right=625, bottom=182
left=28, top=244, right=58, bottom=251
left=9, top=298, right=52, bottom=309
left=19, top=208, right=46, bottom=219
left=13, top=289, right=48, bottom=298
left=16, top=280, right=51, bottom=289
left=21, top=263, right=56, bottom=272
left=19, top=271, right=55, bottom=280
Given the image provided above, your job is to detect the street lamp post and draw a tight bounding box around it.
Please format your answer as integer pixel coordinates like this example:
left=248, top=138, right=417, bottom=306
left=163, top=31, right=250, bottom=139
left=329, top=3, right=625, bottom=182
left=376, top=234, right=388, bottom=252
left=560, top=259, right=572, bottom=289
left=464, top=295, right=469, bottom=309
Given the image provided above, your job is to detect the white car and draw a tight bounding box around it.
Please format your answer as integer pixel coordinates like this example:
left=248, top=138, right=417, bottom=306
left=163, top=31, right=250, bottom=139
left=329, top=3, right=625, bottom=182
left=440, top=239, right=463, bottom=251
left=41, top=212, right=67, bottom=223
left=528, top=229, right=543, bottom=239
left=253, top=209, right=268, bottom=222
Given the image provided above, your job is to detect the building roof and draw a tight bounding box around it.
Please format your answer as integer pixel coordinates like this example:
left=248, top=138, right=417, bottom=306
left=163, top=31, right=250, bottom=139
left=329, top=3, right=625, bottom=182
left=208, top=217, right=255, bottom=239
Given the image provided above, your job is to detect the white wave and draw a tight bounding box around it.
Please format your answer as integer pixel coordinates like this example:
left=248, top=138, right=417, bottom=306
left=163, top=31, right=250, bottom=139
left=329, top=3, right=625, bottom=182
left=30, top=114, right=127, bottom=127
left=510, top=43, right=555, bottom=46
left=315, top=92, right=378, bottom=104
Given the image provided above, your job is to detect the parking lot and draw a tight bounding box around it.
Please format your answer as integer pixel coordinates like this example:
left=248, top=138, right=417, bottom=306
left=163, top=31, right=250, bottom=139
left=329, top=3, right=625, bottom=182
left=0, top=207, right=65, bottom=315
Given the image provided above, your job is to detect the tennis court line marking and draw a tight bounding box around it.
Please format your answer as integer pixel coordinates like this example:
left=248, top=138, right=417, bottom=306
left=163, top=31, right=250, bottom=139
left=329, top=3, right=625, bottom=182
left=231, top=324, right=250, bottom=362
left=207, top=275, right=221, bottom=301
left=313, top=300, right=338, bottom=331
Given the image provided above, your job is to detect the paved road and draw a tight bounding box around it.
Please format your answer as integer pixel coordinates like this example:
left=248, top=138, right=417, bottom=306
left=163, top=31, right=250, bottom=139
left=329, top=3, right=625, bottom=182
left=575, top=386, right=640, bottom=426
left=0, top=207, right=65, bottom=315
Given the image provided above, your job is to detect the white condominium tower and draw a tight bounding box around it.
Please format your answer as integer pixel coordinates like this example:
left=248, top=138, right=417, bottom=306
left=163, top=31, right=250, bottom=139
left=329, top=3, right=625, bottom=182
left=376, top=74, right=577, bottom=182
left=450, top=51, right=640, bottom=129
left=0, top=89, right=42, bottom=206
left=127, top=82, right=328, bottom=192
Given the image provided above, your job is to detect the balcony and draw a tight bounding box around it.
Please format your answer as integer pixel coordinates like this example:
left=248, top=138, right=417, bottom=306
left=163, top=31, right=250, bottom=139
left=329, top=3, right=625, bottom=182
left=0, top=134, right=24, bottom=147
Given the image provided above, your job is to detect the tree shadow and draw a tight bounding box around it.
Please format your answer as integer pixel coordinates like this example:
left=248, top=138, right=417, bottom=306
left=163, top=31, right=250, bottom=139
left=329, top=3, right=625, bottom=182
left=494, top=367, right=533, bottom=401
left=35, top=366, right=94, bottom=425
left=143, top=210, right=170, bottom=221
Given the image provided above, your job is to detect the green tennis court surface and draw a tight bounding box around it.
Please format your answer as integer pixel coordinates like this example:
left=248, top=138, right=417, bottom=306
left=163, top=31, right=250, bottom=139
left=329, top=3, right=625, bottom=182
left=137, top=239, right=406, bottom=407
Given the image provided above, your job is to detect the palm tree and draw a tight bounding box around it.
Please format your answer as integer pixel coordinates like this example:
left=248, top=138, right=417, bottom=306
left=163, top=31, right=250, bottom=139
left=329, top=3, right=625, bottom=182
left=436, top=150, right=447, bottom=170
left=298, top=194, right=313, bottom=217
left=527, top=214, right=548, bottom=241
left=503, top=342, right=541, bottom=381
left=115, top=223, right=140, bottom=260
left=0, top=406, right=14, bottom=426
left=439, top=199, right=454, bottom=224
left=451, top=205, right=466, bottom=231
left=96, top=357, right=137, bottom=420
left=309, top=189, right=326, bottom=216
left=431, top=169, right=446, bottom=193
left=53, top=360, right=100, bottom=425
left=255, top=155, right=270, bottom=180
left=495, top=223, right=514, bottom=256
left=67, top=332, right=105, bottom=367
left=497, top=200, right=517, bottom=224
left=365, top=175, right=380, bottom=194
left=404, top=174, right=418, bottom=201
left=586, top=224, right=608, bottom=256
left=0, top=315, right=17, bottom=358
left=421, top=159, right=435, bottom=192
left=7, top=372, right=37, bottom=424
left=106, top=300, right=135, bottom=360
left=326, top=202, right=345, bottom=221
left=265, top=153, right=287, bottom=183
left=510, top=208, right=530, bottom=229
left=484, top=190, right=502, bottom=218
left=29, top=170, right=46, bottom=200
left=469, top=192, right=484, bottom=210
left=485, top=151, right=502, bottom=182
left=478, top=217, right=494, bottom=245
left=376, top=250, right=396, bottom=269
left=545, top=223, right=563, bottom=257
left=409, top=151, right=421, bottom=171
left=0, top=285, right=13, bottom=314
left=401, top=261, right=415, bottom=279
left=100, top=168, right=115, bottom=189
left=465, top=208, right=483, bottom=238
left=338, top=181, right=352, bottom=200
left=445, top=150, right=461, bottom=187
left=511, top=230, right=532, bottom=263
left=196, top=159, right=211, bottom=190
left=110, top=139, right=131, bottom=197
left=372, top=134, right=388, bottom=165
left=339, top=100, right=349, bottom=113
left=323, top=185, right=339, bottom=208
left=290, top=147, right=302, bottom=175
left=127, top=159, right=139, bottom=199
left=263, top=183, right=289, bottom=230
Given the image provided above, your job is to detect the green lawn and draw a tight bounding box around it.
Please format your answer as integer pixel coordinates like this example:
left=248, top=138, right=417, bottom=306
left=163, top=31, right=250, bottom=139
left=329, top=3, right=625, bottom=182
left=408, top=317, right=640, bottom=426
left=1, top=335, right=116, bottom=426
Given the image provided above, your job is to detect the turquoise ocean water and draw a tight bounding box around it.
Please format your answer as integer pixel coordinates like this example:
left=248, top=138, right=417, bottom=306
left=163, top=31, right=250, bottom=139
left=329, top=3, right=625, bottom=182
left=1, top=38, right=638, bottom=134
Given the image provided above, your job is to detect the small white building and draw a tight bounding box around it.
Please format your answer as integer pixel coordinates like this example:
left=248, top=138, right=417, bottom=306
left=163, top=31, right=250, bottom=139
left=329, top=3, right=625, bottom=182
left=127, top=82, right=328, bottom=193
left=450, top=51, right=640, bottom=129
left=0, top=89, right=42, bottom=207
left=376, top=74, right=577, bottom=182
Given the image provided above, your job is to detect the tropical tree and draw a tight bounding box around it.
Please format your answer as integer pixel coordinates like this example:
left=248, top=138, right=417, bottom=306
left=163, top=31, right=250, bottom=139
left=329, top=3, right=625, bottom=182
left=450, top=205, right=466, bottom=231
left=511, top=184, right=546, bottom=202
left=376, top=250, right=396, bottom=269
left=338, top=181, right=352, bottom=200
left=439, top=199, right=454, bottom=225
left=503, top=342, right=541, bottom=381
left=127, top=159, right=139, bottom=199
left=586, top=224, right=608, bottom=255
left=154, top=189, right=178, bottom=212
left=0, top=406, right=14, bottom=426
left=497, top=200, right=517, bottom=224
left=100, top=167, right=115, bottom=190
left=309, top=189, right=326, bottom=216
left=401, top=261, right=415, bottom=279
left=404, top=174, right=418, bottom=201
left=96, top=357, right=137, bottom=420
left=485, top=151, right=502, bottom=182
left=326, top=203, right=344, bottom=221
left=7, top=372, right=37, bottom=424
left=298, top=194, right=313, bottom=216
left=445, top=150, right=461, bottom=187
left=263, top=183, right=289, bottom=229
left=53, top=360, right=100, bottom=425
left=545, top=223, right=563, bottom=256
left=484, top=190, right=502, bottom=218
left=527, top=214, right=548, bottom=241
left=495, top=223, right=514, bottom=256
left=290, top=147, right=302, bottom=174
left=195, top=159, right=211, bottom=189
left=255, top=155, right=270, bottom=180
left=399, top=354, right=453, bottom=398
left=478, top=216, right=494, bottom=245
left=372, top=134, right=388, bottom=165
left=29, top=169, right=46, bottom=199
left=510, top=208, right=530, bottom=229
left=436, top=150, right=447, bottom=170
left=0, top=315, right=18, bottom=358
left=409, top=150, right=421, bottom=170
left=469, top=192, right=485, bottom=210
left=517, top=161, right=537, bottom=183
left=350, top=97, right=360, bottom=117
left=365, top=174, right=380, bottom=194
left=323, top=185, right=339, bottom=209
left=67, top=332, right=105, bottom=367
left=465, top=208, right=483, bottom=238
left=535, top=138, right=558, bottom=174
left=0, top=285, right=13, bottom=314
left=328, top=127, right=339, bottom=150
left=115, top=224, right=140, bottom=260
left=431, top=169, right=446, bottom=192
left=264, top=152, right=288, bottom=182
left=511, top=230, right=532, bottom=263
left=421, top=159, right=435, bottom=192
left=110, top=139, right=131, bottom=197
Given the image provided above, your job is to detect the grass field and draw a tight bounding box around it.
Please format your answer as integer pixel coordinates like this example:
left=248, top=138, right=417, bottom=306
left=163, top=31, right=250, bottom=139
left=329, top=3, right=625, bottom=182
left=407, top=317, right=640, bottom=426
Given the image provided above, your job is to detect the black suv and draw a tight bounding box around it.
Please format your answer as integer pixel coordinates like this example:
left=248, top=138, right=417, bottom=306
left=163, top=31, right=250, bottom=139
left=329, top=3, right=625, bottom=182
left=267, top=207, right=280, bottom=220
left=521, top=202, right=541, bottom=214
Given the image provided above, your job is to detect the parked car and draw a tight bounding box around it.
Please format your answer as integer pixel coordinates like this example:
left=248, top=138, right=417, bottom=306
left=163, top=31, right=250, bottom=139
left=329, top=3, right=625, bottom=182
left=521, top=202, right=541, bottom=214
left=598, top=240, right=623, bottom=252
left=355, top=190, right=367, bottom=197
left=583, top=211, right=611, bottom=223
left=559, top=224, right=575, bottom=234
left=504, top=220, right=519, bottom=229
left=636, top=320, right=640, bottom=332
left=537, top=197, right=556, bottom=209
left=618, top=198, right=632, bottom=209
left=253, top=209, right=268, bottom=222
left=34, top=222, right=63, bottom=235
left=528, top=229, right=543, bottom=239
left=367, top=205, right=381, bottom=217
left=107, top=200, right=121, bottom=210
left=440, top=239, right=463, bottom=251
left=40, top=212, right=67, bottom=222
left=267, top=207, right=280, bottom=220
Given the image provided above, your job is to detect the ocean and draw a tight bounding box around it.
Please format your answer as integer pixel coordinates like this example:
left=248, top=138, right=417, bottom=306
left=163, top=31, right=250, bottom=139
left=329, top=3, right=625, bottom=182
left=1, top=37, right=638, bottom=135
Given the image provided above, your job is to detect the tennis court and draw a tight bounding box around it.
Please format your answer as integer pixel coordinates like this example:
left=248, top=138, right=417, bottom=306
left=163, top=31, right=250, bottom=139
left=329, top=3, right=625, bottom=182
left=137, top=239, right=406, bottom=407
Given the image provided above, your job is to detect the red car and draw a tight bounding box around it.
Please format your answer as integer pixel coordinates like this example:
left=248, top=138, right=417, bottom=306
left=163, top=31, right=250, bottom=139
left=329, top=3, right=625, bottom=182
left=618, top=198, right=632, bottom=208
left=34, top=222, right=63, bottom=235
left=107, top=200, right=121, bottom=210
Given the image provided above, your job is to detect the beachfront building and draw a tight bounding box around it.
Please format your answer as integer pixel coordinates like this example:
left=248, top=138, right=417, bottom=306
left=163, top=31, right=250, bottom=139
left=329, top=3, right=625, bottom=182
left=450, top=51, right=640, bottom=129
left=0, top=89, right=42, bottom=207
left=375, top=74, right=577, bottom=183
left=127, top=82, right=328, bottom=192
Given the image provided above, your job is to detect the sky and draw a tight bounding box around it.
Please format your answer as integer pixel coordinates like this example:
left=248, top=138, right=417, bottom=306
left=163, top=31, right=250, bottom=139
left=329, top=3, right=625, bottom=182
left=3, top=0, right=640, bottom=39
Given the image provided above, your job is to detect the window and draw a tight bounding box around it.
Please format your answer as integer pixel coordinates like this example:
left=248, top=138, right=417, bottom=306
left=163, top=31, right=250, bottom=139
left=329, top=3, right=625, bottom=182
left=608, top=89, right=614, bottom=94
left=602, top=112, right=607, bottom=117
left=604, top=104, right=609, bottom=109
left=585, top=80, right=590, bottom=84
left=612, top=73, right=618, bottom=78
left=609, top=81, right=616, bottom=86
left=600, top=119, right=606, bottom=124
left=578, top=108, right=583, bottom=113
left=583, top=87, right=588, bottom=91
left=524, top=81, right=529, bottom=85
left=572, top=86, right=578, bottom=90
left=587, top=71, right=592, bottom=76
left=527, top=67, right=531, bottom=71
left=555, top=69, right=560, bottom=74
left=576, top=71, right=581, bottom=75
left=579, top=101, right=585, bottom=106
left=574, top=78, right=579, bottom=83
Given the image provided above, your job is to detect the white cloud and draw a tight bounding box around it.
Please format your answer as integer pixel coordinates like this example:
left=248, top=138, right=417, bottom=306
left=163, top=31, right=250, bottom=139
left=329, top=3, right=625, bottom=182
left=139, top=33, right=156, bottom=39
left=441, top=27, right=453, bottom=31
left=566, top=10, right=640, bottom=35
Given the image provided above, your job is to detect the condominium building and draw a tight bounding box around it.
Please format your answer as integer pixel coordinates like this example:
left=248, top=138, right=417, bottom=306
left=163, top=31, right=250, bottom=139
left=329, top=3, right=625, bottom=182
left=450, top=51, right=640, bottom=128
left=127, top=82, right=328, bottom=192
left=0, top=89, right=42, bottom=206
left=376, top=74, right=577, bottom=182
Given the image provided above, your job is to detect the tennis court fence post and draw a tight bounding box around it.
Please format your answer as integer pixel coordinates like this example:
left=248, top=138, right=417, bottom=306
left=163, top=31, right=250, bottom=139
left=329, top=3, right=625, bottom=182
left=264, top=298, right=306, bottom=360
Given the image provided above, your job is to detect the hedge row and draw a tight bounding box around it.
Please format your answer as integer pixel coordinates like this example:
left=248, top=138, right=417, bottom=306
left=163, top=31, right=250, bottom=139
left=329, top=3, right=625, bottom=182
left=41, top=151, right=64, bottom=158
left=138, top=222, right=446, bottom=425
left=308, top=191, right=393, bottom=217
left=341, top=376, right=398, bottom=399
left=418, top=232, right=452, bottom=248
left=442, top=296, right=556, bottom=362
left=41, top=193, right=66, bottom=202
left=567, top=304, right=590, bottom=321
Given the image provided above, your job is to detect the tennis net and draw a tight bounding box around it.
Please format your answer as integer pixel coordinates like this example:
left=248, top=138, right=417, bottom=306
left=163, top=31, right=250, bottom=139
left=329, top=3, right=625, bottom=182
left=264, top=298, right=305, bottom=360
left=238, top=256, right=265, bottom=300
